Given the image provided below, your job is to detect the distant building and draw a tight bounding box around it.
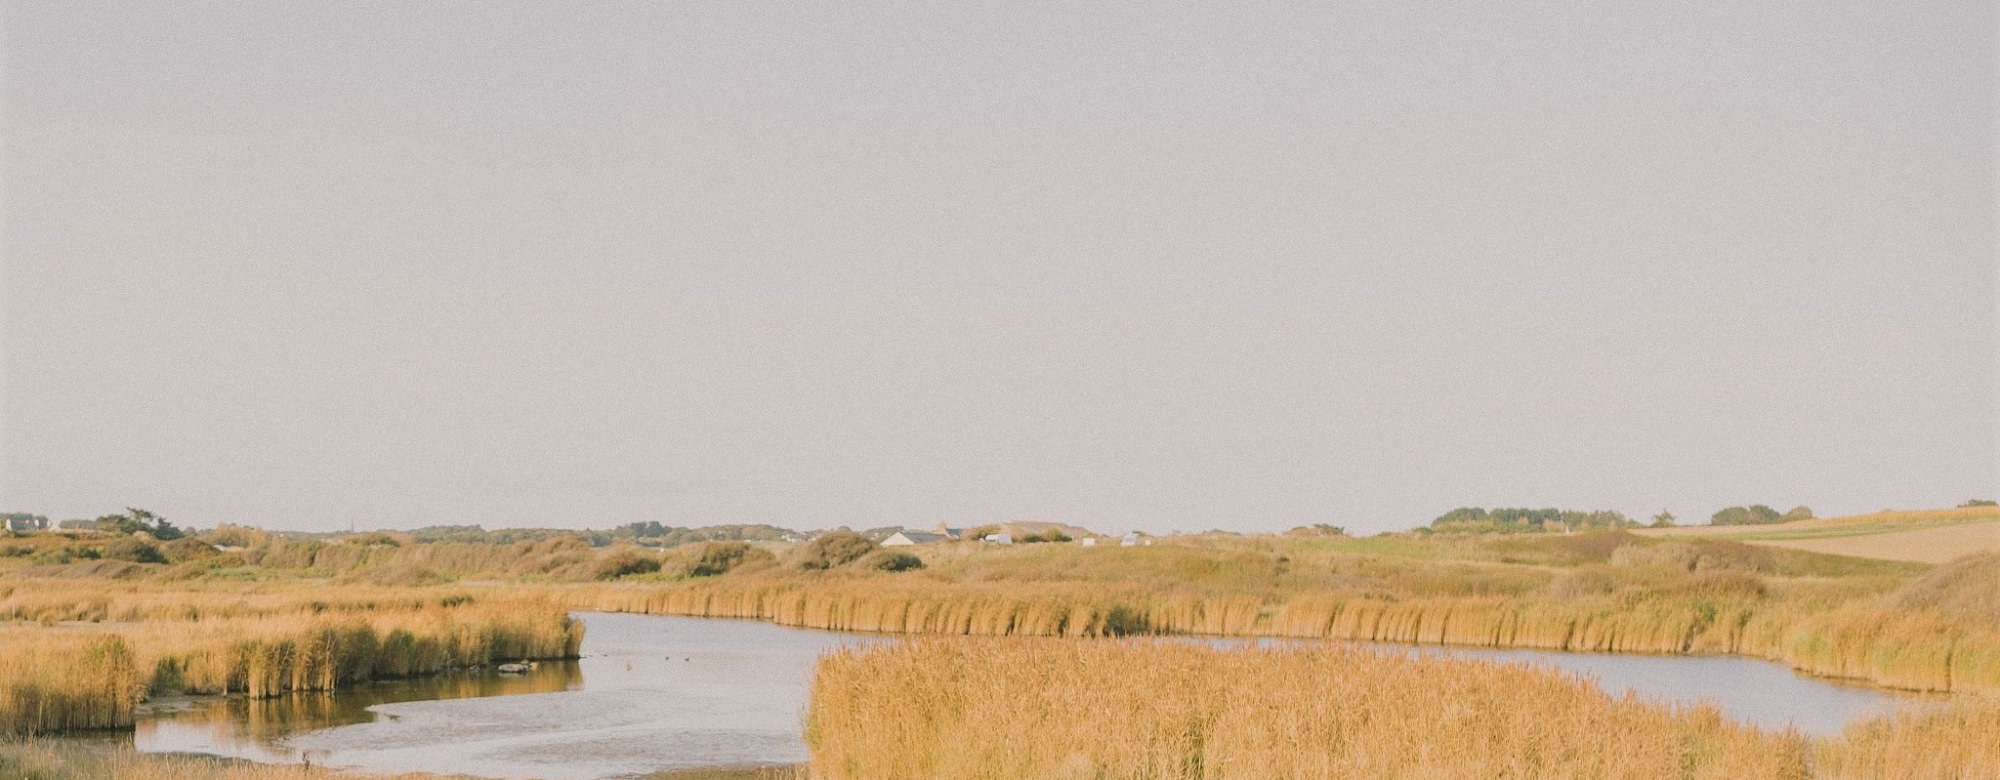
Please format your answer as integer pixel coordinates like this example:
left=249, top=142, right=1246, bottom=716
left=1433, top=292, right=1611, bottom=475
left=1080, top=537, right=1096, bottom=547
left=883, top=531, right=948, bottom=547
left=986, top=533, right=1014, bottom=545
left=1121, top=532, right=1142, bottom=547
left=933, top=524, right=963, bottom=540
left=4, top=515, right=48, bottom=532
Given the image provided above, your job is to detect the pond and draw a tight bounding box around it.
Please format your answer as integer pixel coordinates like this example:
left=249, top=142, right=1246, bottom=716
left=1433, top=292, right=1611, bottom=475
left=120, top=612, right=1919, bottom=778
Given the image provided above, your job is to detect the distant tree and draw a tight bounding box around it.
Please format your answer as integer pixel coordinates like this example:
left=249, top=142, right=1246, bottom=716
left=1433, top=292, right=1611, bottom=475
left=1961, top=499, right=1998, bottom=508
left=1711, top=505, right=1784, bottom=526
left=1781, top=506, right=1814, bottom=522
left=1650, top=510, right=1677, bottom=528
left=1431, top=507, right=1630, bottom=533
left=95, top=508, right=184, bottom=540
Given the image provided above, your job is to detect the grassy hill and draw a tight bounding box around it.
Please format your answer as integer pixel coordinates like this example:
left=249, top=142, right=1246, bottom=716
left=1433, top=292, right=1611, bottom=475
left=1636, top=506, right=2000, bottom=564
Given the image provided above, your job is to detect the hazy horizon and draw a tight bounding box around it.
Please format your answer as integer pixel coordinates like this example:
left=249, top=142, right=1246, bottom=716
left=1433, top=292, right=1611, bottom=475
left=4, top=2, right=1994, bottom=535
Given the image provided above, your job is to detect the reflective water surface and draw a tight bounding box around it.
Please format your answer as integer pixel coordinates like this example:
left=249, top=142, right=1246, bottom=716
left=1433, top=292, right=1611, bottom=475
left=122, top=612, right=1921, bottom=778
left=136, top=613, right=879, bottom=778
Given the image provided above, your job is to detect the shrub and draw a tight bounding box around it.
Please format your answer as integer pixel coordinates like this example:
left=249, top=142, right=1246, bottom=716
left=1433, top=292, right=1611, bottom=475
left=28, top=547, right=74, bottom=566
left=690, top=541, right=776, bottom=577
left=591, top=550, right=661, bottom=580
left=795, top=531, right=877, bottom=570
left=857, top=549, right=924, bottom=572
left=161, top=538, right=218, bottom=564
left=100, top=538, right=165, bottom=564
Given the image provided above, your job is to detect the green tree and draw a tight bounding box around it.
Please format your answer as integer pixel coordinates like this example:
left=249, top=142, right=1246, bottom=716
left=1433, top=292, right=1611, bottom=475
left=1650, top=510, right=1677, bottom=528
left=96, top=508, right=183, bottom=540
left=1711, top=505, right=1783, bottom=526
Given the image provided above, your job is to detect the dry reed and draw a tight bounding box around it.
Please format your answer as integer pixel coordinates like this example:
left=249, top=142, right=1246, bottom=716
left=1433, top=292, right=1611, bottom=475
left=806, top=639, right=1810, bottom=779
left=0, top=584, right=581, bottom=735
left=1813, top=696, right=2000, bottom=780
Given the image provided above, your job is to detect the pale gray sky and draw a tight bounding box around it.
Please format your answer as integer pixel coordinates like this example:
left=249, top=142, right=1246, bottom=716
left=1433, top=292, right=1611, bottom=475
left=3, top=2, right=1993, bottom=534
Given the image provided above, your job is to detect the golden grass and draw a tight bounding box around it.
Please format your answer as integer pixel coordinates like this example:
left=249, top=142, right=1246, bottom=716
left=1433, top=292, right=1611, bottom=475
left=1637, top=507, right=2000, bottom=564
left=808, top=640, right=2000, bottom=780
left=559, top=541, right=1997, bottom=695
left=0, top=582, right=582, bottom=735
left=2, top=523, right=1988, bottom=744
left=807, top=639, right=1811, bottom=779
left=0, top=635, right=141, bottom=734
left=1813, top=696, right=2000, bottom=780
left=1758, top=522, right=2000, bottom=564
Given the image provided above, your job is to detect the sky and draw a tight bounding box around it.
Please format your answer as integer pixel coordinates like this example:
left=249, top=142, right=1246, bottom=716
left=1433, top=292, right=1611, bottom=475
left=2, top=2, right=1994, bottom=535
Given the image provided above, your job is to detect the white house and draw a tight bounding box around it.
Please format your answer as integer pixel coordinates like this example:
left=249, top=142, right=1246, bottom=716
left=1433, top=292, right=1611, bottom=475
left=985, top=533, right=1014, bottom=545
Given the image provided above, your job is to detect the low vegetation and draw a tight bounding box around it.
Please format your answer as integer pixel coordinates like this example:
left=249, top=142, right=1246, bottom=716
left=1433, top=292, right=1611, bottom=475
left=809, top=639, right=1810, bottom=779
left=1, top=508, right=1992, bottom=778
left=809, top=639, right=1999, bottom=779
left=564, top=529, right=1997, bottom=695
left=0, top=582, right=581, bottom=735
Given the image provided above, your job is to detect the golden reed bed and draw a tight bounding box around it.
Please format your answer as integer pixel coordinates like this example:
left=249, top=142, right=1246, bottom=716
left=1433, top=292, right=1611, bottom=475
left=0, top=583, right=580, bottom=735
left=562, top=549, right=2000, bottom=696
left=807, top=639, right=2000, bottom=780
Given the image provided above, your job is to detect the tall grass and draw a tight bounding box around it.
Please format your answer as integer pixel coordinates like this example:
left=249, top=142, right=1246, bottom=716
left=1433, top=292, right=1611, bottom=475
left=808, top=639, right=2000, bottom=780
left=0, top=586, right=581, bottom=734
left=807, top=639, right=1810, bottom=779
left=0, top=635, right=141, bottom=734
left=1814, top=696, right=2000, bottom=779
left=562, top=540, right=1998, bottom=694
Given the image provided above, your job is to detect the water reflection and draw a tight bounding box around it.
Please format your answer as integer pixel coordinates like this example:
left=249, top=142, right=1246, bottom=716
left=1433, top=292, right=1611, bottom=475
left=130, top=614, right=878, bottom=779
left=135, top=663, right=581, bottom=764
left=115, top=614, right=1920, bottom=779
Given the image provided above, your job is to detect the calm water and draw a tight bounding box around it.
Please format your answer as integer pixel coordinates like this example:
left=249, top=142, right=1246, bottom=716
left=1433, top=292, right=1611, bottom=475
left=122, top=612, right=1919, bottom=778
